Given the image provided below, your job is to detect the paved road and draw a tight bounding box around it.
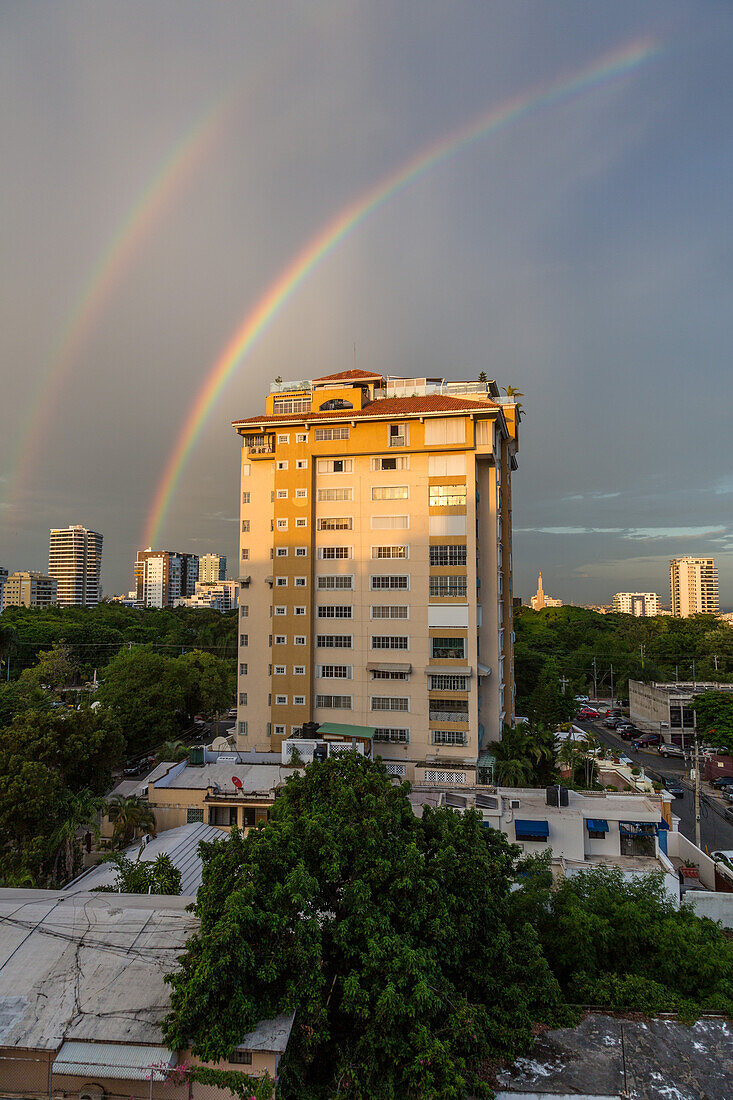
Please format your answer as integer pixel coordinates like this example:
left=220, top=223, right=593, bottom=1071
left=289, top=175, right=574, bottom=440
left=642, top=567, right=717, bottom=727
left=577, top=718, right=733, bottom=856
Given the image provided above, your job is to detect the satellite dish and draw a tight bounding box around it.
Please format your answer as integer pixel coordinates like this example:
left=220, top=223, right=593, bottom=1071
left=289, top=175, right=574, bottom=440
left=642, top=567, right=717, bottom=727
left=232, top=776, right=243, bottom=791
left=212, top=736, right=230, bottom=751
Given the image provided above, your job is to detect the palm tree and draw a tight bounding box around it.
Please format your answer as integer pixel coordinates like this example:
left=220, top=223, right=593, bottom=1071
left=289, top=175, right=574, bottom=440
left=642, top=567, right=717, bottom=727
left=107, top=795, right=157, bottom=849
left=155, top=740, right=189, bottom=764
left=493, top=756, right=533, bottom=787
left=502, top=385, right=525, bottom=419
left=51, top=788, right=106, bottom=884
left=557, top=738, right=580, bottom=775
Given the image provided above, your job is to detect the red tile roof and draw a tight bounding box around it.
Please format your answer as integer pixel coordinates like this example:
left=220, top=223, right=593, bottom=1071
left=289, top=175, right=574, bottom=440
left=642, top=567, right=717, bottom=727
left=312, top=369, right=384, bottom=383
left=233, top=393, right=498, bottom=428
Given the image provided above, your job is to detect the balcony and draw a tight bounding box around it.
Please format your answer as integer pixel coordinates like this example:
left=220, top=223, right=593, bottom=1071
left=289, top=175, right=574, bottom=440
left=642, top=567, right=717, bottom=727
left=269, top=378, right=312, bottom=393
left=429, top=709, right=469, bottom=723
left=243, top=433, right=275, bottom=455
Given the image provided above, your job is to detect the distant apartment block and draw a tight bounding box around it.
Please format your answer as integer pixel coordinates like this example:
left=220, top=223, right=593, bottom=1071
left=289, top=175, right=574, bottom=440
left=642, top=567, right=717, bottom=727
left=530, top=572, right=562, bottom=610
left=135, top=548, right=198, bottom=608
left=0, top=567, right=7, bottom=613
left=232, top=369, right=520, bottom=785
left=612, top=592, right=661, bottom=617
left=198, top=553, right=227, bottom=584
left=670, top=557, right=719, bottom=618
left=175, top=580, right=239, bottom=611
left=48, top=525, right=103, bottom=607
left=4, top=570, right=57, bottom=608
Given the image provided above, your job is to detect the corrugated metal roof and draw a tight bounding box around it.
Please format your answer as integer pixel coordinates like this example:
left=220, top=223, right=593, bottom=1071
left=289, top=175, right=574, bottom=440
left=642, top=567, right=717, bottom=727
left=52, top=1040, right=174, bottom=1081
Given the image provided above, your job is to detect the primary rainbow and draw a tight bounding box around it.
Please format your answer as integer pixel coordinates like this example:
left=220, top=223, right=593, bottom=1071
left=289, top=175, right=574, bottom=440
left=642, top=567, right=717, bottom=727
left=3, top=92, right=229, bottom=518
left=145, top=35, right=659, bottom=548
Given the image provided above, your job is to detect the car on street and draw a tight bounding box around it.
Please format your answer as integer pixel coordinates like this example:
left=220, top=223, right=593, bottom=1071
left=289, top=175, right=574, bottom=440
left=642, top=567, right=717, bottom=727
left=604, top=716, right=622, bottom=728
left=616, top=724, right=640, bottom=739
left=712, top=776, right=733, bottom=790
left=122, top=760, right=145, bottom=777
left=576, top=706, right=600, bottom=719
left=575, top=695, right=590, bottom=704
left=662, top=776, right=685, bottom=798
left=658, top=743, right=685, bottom=758
left=724, top=808, right=733, bottom=825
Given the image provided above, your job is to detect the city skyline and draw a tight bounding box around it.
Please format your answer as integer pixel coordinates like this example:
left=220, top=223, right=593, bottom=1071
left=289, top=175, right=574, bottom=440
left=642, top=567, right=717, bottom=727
left=2, top=5, right=733, bottom=603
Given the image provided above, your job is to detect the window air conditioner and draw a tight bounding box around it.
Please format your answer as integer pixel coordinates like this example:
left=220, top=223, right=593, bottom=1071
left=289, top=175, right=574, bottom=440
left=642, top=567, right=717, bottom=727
left=509, top=798, right=521, bottom=809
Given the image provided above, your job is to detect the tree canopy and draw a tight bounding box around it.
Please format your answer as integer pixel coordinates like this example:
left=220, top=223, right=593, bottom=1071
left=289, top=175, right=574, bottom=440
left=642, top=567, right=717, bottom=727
left=164, top=754, right=568, bottom=1099
left=691, top=691, right=733, bottom=753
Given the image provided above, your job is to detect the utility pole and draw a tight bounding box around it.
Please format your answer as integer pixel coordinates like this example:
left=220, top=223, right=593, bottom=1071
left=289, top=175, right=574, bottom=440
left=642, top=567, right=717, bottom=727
left=714, top=654, right=719, bottom=672
left=694, top=739, right=702, bottom=850
left=610, top=663, right=614, bottom=709
left=559, top=675, right=570, bottom=695
left=640, top=644, right=645, bottom=670
left=692, top=659, right=696, bottom=691
left=593, top=656, right=598, bottom=701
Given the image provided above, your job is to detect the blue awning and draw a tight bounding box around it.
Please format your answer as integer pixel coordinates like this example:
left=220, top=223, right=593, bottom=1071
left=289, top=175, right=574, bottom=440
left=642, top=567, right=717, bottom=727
left=515, top=819, right=549, bottom=838
left=657, top=818, right=669, bottom=831
left=586, top=818, right=609, bottom=832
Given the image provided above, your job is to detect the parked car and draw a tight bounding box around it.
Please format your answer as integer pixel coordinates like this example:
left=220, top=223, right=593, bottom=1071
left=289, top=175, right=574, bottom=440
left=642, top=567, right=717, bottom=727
left=662, top=777, right=685, bottom=798
left=616, top=724, right=639, bottom=739
left=576, top=706, right=600, bottom=719
left=712, top=776, right=733, bottom=790
left=658, top=742, right=685, bottom=759
left=723, top=808, right=733, bottom=825
left=122, top=760, right=144, bottom=777
left=575, top=695, right=590, bottom=704
left=226, top=706, right=237, bottom=718
left=632, top=732, right=662, bottom=748
left=604, top=716, right=621, bottom=729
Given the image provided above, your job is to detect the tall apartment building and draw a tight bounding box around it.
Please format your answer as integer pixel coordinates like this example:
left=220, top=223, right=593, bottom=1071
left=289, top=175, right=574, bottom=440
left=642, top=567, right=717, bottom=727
left=48, top=525, right=103, bottom=607
left=612, top=592, right=661, bottom=617
left=135, top=548, right=199, bottom=608
left=4, top=571, right=57, bottom=608
left=232, top=369, right=520, bottom=784
left=198, top=553, right=227, bottom=584
left=670, top=557, right=719, bottom=618
left=0, top=567, right=7, bottom=613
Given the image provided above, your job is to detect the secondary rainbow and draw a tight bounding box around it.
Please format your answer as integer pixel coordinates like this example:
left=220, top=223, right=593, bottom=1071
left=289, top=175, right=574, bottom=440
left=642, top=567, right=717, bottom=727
left=144, top=35, right=659, bottom=548
left=3, top=93, right=229, bottom=517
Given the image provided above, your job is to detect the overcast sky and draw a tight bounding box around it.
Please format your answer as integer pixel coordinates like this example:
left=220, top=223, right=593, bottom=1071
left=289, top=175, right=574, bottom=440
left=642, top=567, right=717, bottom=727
left=1, top=2, right=732, bottom=606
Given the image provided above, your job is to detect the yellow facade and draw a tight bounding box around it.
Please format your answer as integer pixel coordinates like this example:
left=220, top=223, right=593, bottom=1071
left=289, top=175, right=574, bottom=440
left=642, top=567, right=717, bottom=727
left=233, top=371, right=519, bottom=785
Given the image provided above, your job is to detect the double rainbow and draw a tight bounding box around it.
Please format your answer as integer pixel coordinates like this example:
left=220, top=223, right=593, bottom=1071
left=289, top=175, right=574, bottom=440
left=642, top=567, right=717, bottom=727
left=138, top=34, right=656, bottom=546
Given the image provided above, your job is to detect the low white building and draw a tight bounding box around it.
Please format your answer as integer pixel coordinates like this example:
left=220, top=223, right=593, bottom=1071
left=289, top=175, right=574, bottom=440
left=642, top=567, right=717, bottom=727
left=612, top=591, right=661, bottom=616
left=175, top=579, right=238, bottom=611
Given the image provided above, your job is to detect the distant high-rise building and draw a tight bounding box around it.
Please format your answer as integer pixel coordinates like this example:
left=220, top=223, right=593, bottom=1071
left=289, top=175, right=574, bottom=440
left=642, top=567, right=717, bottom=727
left=198, top=553, right=227, bottom=584
left=135, top=548, right=198, bottom=608
left=174, top=580, right=238, bottom=611
left=612, top=592, right=661, bottom=617
left=0, top=567, right=8, bottom=613
left=670, top=557, right=719, bottom=618
left=530, top=573, right=562, bottom=610
left=4, top=571, right=57, bottom=608
left=48, top=526, right=103, bottom=607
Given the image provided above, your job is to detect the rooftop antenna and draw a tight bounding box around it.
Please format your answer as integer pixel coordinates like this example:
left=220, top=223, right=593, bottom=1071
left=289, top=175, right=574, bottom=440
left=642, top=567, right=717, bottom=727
left=354, top=342, right=357, bottom=371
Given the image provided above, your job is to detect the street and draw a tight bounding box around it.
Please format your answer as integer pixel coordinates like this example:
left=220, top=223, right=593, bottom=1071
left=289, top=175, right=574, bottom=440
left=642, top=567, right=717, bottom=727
left=577, top=718, right=733, bottom=856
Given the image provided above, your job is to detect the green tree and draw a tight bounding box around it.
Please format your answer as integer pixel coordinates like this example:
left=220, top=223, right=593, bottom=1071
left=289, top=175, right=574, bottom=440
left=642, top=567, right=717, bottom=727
left=176, top=649, right=232, bottom=722
left=97, top=851, right=181, bottom=895
left=164, top=755, right=567, bottom=1099
left=97, top=648, right=184, bottom=753
left=156, top=740, right=190, bottom=764
left=50, top=787, right=106, bottom=884
left=20, top=643, right=78, bottom=691
left=527, top=658, right=577, bottom=727
left=107, top=794, right=157, bottom=849
left=691, top=692, right=733, bottom=753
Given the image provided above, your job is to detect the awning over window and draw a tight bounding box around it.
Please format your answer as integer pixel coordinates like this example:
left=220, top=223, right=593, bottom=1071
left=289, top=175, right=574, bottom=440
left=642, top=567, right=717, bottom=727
left=367, top=663, right=412, bottom=673
left=514, top=819, right=549, bottom=838
left=52, top=1042, right=175, bottom=1081
left=317, top=722, right=375, bottom=740
left=586, top=818, right=609, bottom=832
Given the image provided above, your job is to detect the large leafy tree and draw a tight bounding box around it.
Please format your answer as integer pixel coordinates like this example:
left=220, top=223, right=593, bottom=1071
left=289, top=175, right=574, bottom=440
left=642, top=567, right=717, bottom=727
left=691, top=692, right=733, bottom=753
left=97, top=647, right=185, bottom=752
left=107, top=794, right=157, bottom=848
left=176, top=649, right=232, bottom=721
left=164, top=755, right=567, bottom=1099
left=527, top=657, right=577, bottom=727
left=97, top=851, right=181, bottom=895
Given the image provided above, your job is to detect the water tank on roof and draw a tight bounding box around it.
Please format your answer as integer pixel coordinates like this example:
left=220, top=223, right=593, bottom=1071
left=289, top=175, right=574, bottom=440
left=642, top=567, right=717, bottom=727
left=189, top=746, right=205, bottom=766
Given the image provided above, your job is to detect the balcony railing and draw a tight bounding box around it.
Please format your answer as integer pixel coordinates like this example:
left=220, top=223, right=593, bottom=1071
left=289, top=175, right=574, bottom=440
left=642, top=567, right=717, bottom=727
left=269, top=378, right=312, bottom=393
left=429, top=710, right=469, bottom=723
left=243, top=433, right=275, bottom=454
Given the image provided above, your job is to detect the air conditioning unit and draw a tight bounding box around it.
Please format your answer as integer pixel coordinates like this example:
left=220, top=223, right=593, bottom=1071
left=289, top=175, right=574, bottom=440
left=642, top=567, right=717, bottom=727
left=509, top=798, right=521, bottom=809
left=79, top=1086, right=105, bottom=1100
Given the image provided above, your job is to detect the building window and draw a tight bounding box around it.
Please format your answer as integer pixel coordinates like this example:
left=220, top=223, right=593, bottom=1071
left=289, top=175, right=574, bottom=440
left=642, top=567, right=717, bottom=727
left=242, top=492, right=251, bottom=504
left=430, top=637, right=466, bottom=660
left=371, top=636, right=409, bottom=650
left=423, top=769, right=466, bottom=783
left=388, top=423, right=408, bottom=447
left=273, top=724, right=286, bottom=736
left=371, top=575, right=409, bottom=590
left=295, top=577, right=307, bottom=587
left=276, top=547, right=288, bottom=557
left=241, top=548, right=249, bottom=560
left=429, top=484, right=467, bottom=507
left=318, top=574, right=354, bottom=589
left=295, top=518, right=307, bottom=527
left=187, top=808, right=205, bottom=824
left=274, top=634, right=287, bottom=645
left=242, top=462, right=251, bottom=477
left=277, top=434, right=290, bottom=444
left=294, top=606, right=306, bottom=615
left=318, top=665, right=352, bottom=679
left=277, top=489, right=288, bottom=499
left=372, top=485, right=408, bottom=500
left=296, top=433, right=308, bottom=443
left=316, top=694, right=353, bottom=709
left=273, top=398, right=310, bottom=415
left=430, top=576, right=468, bottom=598
left=295, top=488, right=308, bottom=499
left=238, top=721, right=248, bottom=736
left=294, top=665, right=306, bottom=675
left=296, top=459, right=308, bottom=469
left=294, top=635, right=307, bottom=645
left=317, top=517, right=353, bottom=531
left=429, top=700, right=469, bottom=722
left=429, top=674, right=469, bottom=691
left=371, top=606, right=409, bottom=619
left=239, top=662, right=248, bottom=674
left=371, top=516, right=409, bottom=530
left=275, top=694, right=288, bottom=705
left=277, top=519, right=288, bottom=530
left=374, top=727, right=410, bottom=743
left=315, top=426, right=350, bottom=441
left=294, top=695, right=306, bottom=706
left=274, top=606, right=286, bottom=616
left=371, top=456, right=409, bottom=471
left=229, top=1047, right=253, bottom=1064
left=273, top=665, right=286, bottom=675
left=241, top=520, right=250, bottom=532
left=316, top=635, right=353, bottom=648
left=317, top=458, right=353, bottom=474
left=371, top=697, right=409, bottom=711
left=371, top=546, right=408, bottom=559
left=318, top=487, right=353, bottom=502
left=240, top=605, right=249, bottom=617
left=276, top=577, right=288, bottom=587
left=240, top=635, right=248, bottom=648
left=370, top=669, right=410, bottom=680
left=296, top=547, right=308, bottom=556
left=318, top=547, right=352, bottom=559
left=429, top=545, right=467, bottom=567
left=239, top=692, right=248, bottom=705
left=318, top=605, right=353, bottom=618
